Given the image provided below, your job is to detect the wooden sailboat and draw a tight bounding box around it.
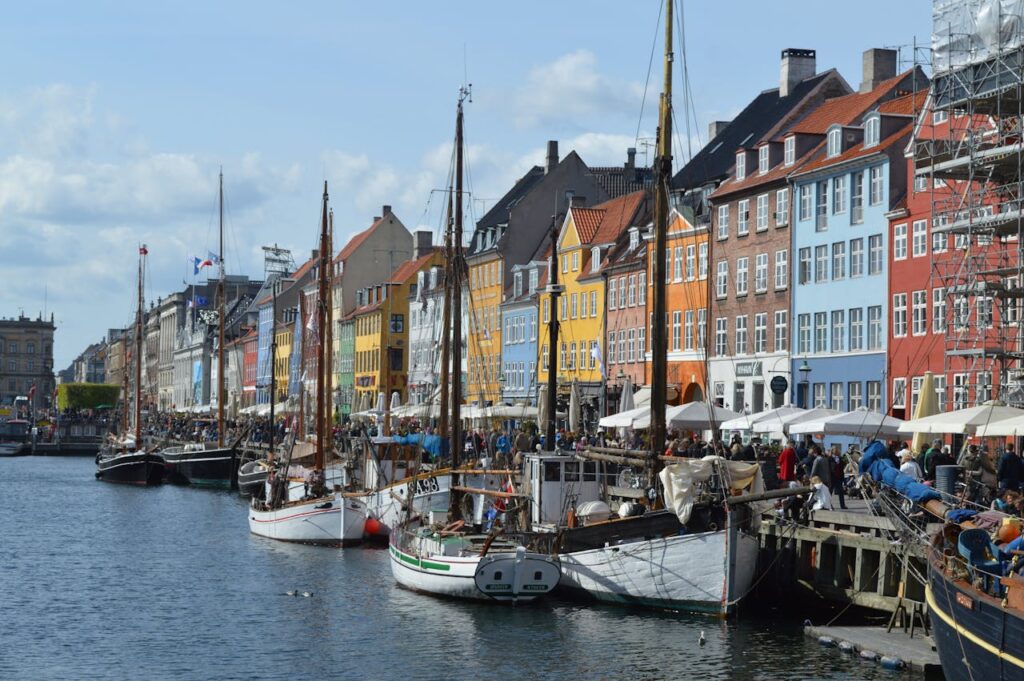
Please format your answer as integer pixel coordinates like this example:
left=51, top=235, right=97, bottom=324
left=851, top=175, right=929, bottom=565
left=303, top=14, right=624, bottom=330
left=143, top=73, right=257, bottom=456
left=95, top=245, right=165, bottom=486
left=388, top=87, right=561, bottom=601
left=162, top=170, right=243, bottom=489
left=523, top=0, right=762, bottom=616
left=247, top=182, right=366, bottom=546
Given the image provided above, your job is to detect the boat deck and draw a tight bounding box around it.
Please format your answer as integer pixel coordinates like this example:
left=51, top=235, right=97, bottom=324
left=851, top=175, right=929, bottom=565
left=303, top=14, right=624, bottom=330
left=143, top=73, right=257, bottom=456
left=805, top=624, right=941, bottom=674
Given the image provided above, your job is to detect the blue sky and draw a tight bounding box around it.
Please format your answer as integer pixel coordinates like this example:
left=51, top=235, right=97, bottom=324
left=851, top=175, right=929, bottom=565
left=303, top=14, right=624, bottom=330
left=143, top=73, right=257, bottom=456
left=0, top=1, right=932, bottom=368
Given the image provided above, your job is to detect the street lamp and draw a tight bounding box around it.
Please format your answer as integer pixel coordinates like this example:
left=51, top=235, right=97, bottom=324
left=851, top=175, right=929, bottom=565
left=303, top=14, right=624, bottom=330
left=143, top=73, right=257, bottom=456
left=798, top=360, right=812, bottom=408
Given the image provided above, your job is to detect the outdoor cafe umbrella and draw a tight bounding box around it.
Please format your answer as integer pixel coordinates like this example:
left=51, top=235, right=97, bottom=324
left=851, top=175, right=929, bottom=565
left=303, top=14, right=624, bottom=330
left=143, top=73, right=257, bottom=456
left=632, top=402, right=740, bottom=431
left=751, top=408, right=839, bottom=435
left=899, top=400, right=1024, bottom=436
left=598, top=405, right=649, bottom=429
left=788, top=406, right=906, bottom=438
left=618, top=377, right=635, bottom=413
left=910, top=371, right=939, bottom=454
left=719, top=405, right=804, bottom=432
left=568, top=380, right=581, bottom=433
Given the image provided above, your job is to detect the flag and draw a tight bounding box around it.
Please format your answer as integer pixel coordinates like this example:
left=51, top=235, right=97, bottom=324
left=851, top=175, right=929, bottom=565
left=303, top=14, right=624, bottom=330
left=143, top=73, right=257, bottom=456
left=590, top=341, right=605, bottom=379
left=194, top=295, right=209, bottom=307
left=193, top=255, right=213, bottom=275
left=207, top=251, right=222, bottom=265
left=139, top=245, right=148, bottom=255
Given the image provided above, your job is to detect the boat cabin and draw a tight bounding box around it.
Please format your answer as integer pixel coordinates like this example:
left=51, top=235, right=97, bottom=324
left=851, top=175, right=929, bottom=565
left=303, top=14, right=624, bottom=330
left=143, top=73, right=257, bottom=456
left=524, top=451, right=604, bottom=527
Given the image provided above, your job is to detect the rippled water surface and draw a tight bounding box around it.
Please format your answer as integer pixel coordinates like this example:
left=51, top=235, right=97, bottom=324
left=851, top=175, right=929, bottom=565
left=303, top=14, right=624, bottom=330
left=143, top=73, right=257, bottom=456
left=2, top=457, right=914, bottom=680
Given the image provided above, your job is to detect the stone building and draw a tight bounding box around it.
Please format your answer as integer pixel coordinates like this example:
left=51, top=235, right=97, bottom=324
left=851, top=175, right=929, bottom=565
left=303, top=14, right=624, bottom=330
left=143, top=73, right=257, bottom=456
left=0, top=313, right=56, bottom=409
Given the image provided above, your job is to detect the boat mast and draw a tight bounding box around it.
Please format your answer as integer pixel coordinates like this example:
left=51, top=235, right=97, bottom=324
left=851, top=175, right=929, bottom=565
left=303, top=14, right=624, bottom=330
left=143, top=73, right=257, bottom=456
left=449, top=86, right=468, bottom=519
left=217, top=169, right=226, bottom=448
left=135, top=245, right=145, bottom=444
left=269, top=280, right=278, bottom=459
left=544, top=214, right=560, bottom=449
left=438, top=187, right=453, bottom=443
left=324, top=209, right=334, bottom=451
left=649, top=0, right=673, bottom=489
left=121, top=335, right=129, bottom=437
left=315, top=182, right=330, bottom=472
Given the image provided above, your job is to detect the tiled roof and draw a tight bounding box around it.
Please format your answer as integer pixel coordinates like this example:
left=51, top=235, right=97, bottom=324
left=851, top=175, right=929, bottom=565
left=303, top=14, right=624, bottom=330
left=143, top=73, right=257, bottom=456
left=878, top=90, right=927, bottom=115
left=571, top=208, right=605, bottom=243
left=791, top=126, right=910, bottom=177
left=388, top=252, right=435, bottom=284
left=576, top=192, right=649, bottom=282
left=588, top=165, right=653, bottom=198
left=468, top=166, right=546, bottom=255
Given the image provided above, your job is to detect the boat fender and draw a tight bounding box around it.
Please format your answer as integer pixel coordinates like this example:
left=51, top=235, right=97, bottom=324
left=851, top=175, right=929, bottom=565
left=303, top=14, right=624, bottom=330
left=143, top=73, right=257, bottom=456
left=314, top=501, right=333, bottom=510
left=879, top=656, right=905, bottom=670
left=859, top=650, right=879, bottom=661
left=364, top=517, right=383, bottom=536
left=817, top=636, right=836, bottom=647
left=837, top=641, right=855, bottom=654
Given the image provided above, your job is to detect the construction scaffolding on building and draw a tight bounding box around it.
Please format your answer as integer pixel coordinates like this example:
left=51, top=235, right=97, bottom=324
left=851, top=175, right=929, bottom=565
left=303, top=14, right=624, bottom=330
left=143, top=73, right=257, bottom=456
left=916, top=0, right=1024, bottom=407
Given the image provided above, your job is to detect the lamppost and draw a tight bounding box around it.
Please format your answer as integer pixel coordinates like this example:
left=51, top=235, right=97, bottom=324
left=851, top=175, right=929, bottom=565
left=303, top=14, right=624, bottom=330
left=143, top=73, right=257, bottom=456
left=798, top=359, right=812, bottom=409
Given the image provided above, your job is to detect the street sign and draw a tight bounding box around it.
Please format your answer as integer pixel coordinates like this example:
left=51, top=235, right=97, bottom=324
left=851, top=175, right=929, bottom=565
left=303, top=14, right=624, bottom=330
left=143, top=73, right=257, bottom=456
left=770, top=375, right=788, bottom=395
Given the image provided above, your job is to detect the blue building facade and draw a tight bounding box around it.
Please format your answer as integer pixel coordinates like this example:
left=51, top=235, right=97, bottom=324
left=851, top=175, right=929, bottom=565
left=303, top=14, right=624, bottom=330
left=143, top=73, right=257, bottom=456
left=255, top=301, right=274, bottom=405
left=789, top=109, right=910, bottom=416
left=500, top=262, right=543, bottom=405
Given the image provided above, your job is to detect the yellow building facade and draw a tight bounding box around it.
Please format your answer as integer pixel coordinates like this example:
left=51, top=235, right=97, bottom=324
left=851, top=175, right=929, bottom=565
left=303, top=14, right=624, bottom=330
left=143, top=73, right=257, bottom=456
left=274, top=320, right=293, bottom=403
left=466, top=254, right=503, bottom=405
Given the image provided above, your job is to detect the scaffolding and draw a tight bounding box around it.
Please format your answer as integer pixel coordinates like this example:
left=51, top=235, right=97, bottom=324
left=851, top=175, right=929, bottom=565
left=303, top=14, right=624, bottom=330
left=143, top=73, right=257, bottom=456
left=916, top=0, right=1024, bottom=406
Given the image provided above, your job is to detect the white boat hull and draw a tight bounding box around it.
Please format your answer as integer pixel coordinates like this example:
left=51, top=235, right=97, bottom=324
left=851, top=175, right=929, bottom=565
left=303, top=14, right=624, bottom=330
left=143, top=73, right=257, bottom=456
left=557, top=524, right=759, bottom=616
left=248, top=493, right=366, bottom=546
left=389, top=533, right=560, bottom=602
left=360, top=475, right=451, bottom=537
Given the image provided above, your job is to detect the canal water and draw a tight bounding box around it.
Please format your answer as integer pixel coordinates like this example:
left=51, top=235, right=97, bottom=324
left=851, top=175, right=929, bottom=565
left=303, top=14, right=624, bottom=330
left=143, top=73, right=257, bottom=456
left=2, top=457, right=914, bottom=680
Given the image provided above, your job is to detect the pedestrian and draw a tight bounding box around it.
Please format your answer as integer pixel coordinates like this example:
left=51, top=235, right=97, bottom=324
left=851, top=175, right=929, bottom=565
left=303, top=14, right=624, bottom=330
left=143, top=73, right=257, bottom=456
left=777, top=439, right=797, bottom=484
left=809, top=446, right=831, bottom=490
left=829, top=444, right=847, bottom=509
left=998, top=443, right=1022, bottom=492
left=922, top=438, right=944, bottom=482
left=899, top=451, right=923, bottom=481
left=808, top=475, right=834, bottom=511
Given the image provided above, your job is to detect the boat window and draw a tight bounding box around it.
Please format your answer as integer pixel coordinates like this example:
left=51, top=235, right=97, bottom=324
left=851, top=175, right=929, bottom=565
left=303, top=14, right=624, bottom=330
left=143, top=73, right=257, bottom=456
left=494, top=571, right=503, bottom=580
left=534, top=571, right=543, bottom=581
left=583, top=461, right=597, bottom=482
left=544, top=461, right=561, bottom=482
left=564, top=461, right=580, bottom=482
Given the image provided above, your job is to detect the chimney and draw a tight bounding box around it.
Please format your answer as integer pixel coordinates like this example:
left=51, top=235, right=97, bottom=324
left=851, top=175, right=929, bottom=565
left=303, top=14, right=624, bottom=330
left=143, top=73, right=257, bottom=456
left=413, top=230, right=433, bottom=259
left=382, top=204, right=392, bottom=217
left=625, top=147, right=636, bottom=171
left=545, top=140, right=559, bottom=174
left=311, top=248, right=319, bottom=261
left=860, top=48, right=897, bottom=93
left=779, top=48, right=816, bottom=97
left=708, top=120, right=731, bottom=140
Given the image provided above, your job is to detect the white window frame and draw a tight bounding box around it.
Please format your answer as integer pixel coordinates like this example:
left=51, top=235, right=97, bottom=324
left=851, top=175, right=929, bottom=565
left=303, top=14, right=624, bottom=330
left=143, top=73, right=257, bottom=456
left=736, top=151, right=746, bottom=180
left=912, top=290, right=927, bottom=336
left=912, top=220, right=927, bottom=257
left=774, top=310, right=788, bottom=352
left=827, top=127, right=841, bottom=157
left=776, top=188, right=789, bottom=225
left=865, top=115, right=880, bottom=147
left=784, top=136, right=795, bottom=166
left=735, top=315, right=748, bottom=355
left=737, top=199, right=750, bottom=236
left=735, top=256, right=749, bottom=296
left=893, top=293, right=908, bottom=337
left=716, top=261, right=729, bottom=298
left=755, top=253, right=768, bottom=293
left=832, top=241, right=846, bottom=280
left=754, top=312, right=767, bottom=353
left=932, top=287, right=946, bottom=333
left=756, top=193, right=769, bottom=231
left=717, top=205, right=729, bottom=240
left=774, top=249, right=788, bottom=290
left=758, top=145, right=769, bottom=174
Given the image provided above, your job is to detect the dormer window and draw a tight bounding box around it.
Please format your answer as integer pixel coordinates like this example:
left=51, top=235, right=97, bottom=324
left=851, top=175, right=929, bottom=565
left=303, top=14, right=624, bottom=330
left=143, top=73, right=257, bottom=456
left=735, top=151, right=746, bottom=180
left=758, top=146, right=770, bottom=174
left=528, top=268, right=538, bottom=294
left=826, top=126, right=842, bottom=158
left=628, top=228, right=639, bottom=251
left=513, top=271, right=522, bottom=297
left=864, top=114, right=880, bottom=147
left=784, top=136, right=795, bottom=166
left=591, top=246, right=601, bottom=273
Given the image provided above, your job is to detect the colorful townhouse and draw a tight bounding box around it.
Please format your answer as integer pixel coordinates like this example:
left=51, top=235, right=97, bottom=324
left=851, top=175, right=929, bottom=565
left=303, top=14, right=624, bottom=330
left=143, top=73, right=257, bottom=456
left=255, top=255, right=317, bottom=406
left=407, top=263, right=446, bottom=405
left=790, top=80, right=924, bottom=415
left=601, top=217, right=649, bottom=413
left=274, top=316, right=293, bottom=404
left=542, top=192, right=646, bottom=422
left=500, top=259, right=546, bottom=405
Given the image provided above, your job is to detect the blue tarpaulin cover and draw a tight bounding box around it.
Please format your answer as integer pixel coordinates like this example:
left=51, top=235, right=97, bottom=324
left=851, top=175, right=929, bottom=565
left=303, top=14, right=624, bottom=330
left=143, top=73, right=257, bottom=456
left=859, top=440, right=942, bottom=505
left=392, top=432, right=444, bottom=460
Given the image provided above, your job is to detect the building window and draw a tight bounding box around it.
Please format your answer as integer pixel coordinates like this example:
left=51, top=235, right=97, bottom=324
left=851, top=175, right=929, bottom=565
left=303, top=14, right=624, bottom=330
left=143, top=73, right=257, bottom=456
left=865, top=115, right=880, bottom=147
left=717, top=205, right=729, bottom=239
left=849, top=307, right=864, bottom=351
left=606, top=333, right=615, bottom=365
left=891, top=377, right=906, bottom=411
left=832, top=242, right=846, bottom=280
left=735, top=315, right=748, bottom=355
left=737, top=199, right=750, bottom=236
left=814, top=312, right=828, bottom=353
left=736, top=151, right=746, bottom=180
left=571, top=251, right=579, bottom=271
left=590, top=291, right=598, bottom=317
left=827, top=127, right=841, bottom=157
left=684, top=311, right=694, bottom=351
left=716, top=261, right=728, bottom=298
left=629, top=229, right=640, bottom=251
left=979, top=296, right=994, bottom=328
left=867, top=305, right=882, bottom=349
left=934, top=110, right=949, bottom=124
left=932, top=222, right=948, bottom=253
left=774, top=310, right=788, bottom=352
left=849, top=382, right=863, bottom=409
left=910, top=376, right=923, bottom=416
left=832, top=175, right=847, bottom=214
left=869, top=166, right=884, bottom=205
left=776, top=188, right=789, bottom=225
left=672, top=311, right=682, bottom=351
left=933, top=287, right=946, bottom=333
left=814, top=245, right=828, bottom=283
left=868, top=235, right=883, bottom=275
left=627, top=331, right=635, bottom=363
left=798, top=313, right=811, bottom=354
left=715, top=318, right=727, bottom=356
left=755, top=253, right=768, bottom=293
left=735, top=257, right=748, bottom=296
left=698, top=244, right=708, bottom=279
left=814, top=383, right=827, bottom=408
left=784, top=136, right=795, bottom=165
left=912, top=220, right=927, bottom=257
left=850, top=238, right=864, bottom=278
left=851, top=172, right=864, bottom=224
left=673, top=246, right=684, bottom=281
left=685, top=245, right=696, bottom=280
left=775, top=249, right=788, bottom=290
left=754, top=312, right=767, bottom=353
left=639, top=326, right=647, bottom=355
left=831, top=310, right=845, bottom=352
left=954, top=295, right=969, bottom=329
left=978, top=372, right=993, bottom=403
left=798, top=247, right=811, bottom=285
left=831, top=382, right=845, bottom=411
left=953, top=373, right=968, bottom=410
left=562, top=255, right=568, bottom=273
left=758, top=145, right=770, bottom=174
left=591, top=247, right=601, bottom=272
left=892, top=293, right=908, bottom=337
left=756, top=194, right=769, bottom=231
left=798, top=184, right=812, bottom=222
left=935, top=375, right=947, bottom=412
left=893, top=223, right=907, bottom=260
left=628, top=275, right=637, bottom=307
left=912, top=290, right=927, bottom=335
left=639, top=272, right=647, bottom=304
left=815, top=181, right=828, bottom=231
left=608, top=279, right=617, bottom=311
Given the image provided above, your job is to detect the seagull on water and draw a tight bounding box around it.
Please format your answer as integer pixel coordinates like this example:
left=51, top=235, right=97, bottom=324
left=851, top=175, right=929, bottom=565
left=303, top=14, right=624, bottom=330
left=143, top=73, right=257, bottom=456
left=698, top=631, right=706, bottom=647
left=302, top=591, right=313, bottom=598
left=285, top=590, right=298, bottom=597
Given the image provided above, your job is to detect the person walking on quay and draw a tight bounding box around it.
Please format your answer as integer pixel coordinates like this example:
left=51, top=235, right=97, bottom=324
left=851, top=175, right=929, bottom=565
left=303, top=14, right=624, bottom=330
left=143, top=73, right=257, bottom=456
left=809, top=446, right=831, bottom=491
left=777, top=439, right=797, bottom=485
left=998, top=443, right=1022, bottom=492
left=828, top=444, right=847, bottom=509
left=922, top=439, right=944, bottom=483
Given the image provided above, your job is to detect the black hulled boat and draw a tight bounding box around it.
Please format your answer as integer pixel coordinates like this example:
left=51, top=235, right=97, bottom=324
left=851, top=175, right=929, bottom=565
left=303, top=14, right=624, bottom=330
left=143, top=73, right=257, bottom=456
left=162, top=441, right=241, bottom=489
left=95, top=444, right=165, bottom=485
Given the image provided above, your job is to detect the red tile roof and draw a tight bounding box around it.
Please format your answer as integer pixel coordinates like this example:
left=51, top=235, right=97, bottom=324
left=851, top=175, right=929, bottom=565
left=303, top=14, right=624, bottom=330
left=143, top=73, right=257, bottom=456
left=571, top=208, right=605, bottom=243
left=388, top=252, right=436, bottom=284
left=791, top=125, right=911, bottom=177
left=878, top=90, right=927, bottom=115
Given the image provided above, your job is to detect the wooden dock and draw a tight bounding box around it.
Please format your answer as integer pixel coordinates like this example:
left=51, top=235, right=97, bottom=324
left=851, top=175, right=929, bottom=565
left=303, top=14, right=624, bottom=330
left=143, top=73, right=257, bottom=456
left=805, top=624, right=942, bottom=675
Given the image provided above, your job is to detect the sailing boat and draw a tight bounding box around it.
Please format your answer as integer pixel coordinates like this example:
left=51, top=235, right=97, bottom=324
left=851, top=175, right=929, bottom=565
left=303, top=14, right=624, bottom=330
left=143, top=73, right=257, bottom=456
left=95, top=245, right=166, bottom=486
left=162, top=170, right=243, bottom=489
left=388, top=87, right=561, bottom=601
left=247, top=182, right=366, bottom=546
left=522, top=0, right=763, bottom=616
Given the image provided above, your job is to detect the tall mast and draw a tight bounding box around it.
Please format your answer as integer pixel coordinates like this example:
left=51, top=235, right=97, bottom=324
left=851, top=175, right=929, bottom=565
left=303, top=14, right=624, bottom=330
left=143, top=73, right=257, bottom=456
left=315, top=181, right=330, bottom=472
left=449, top=86, right=468, bottom=519
left=269, top=280, right=278, bottom=459
left=649, top=0, right=673, bottom=486
left=324, top=209, right=334, bottom=452
left=438, top=187, right=453, bottom=443
left=217, top=168, right=226, bottom=448
left=544, top=215, right=560, bottom=449
left=135, top=246, right=145, bottom=444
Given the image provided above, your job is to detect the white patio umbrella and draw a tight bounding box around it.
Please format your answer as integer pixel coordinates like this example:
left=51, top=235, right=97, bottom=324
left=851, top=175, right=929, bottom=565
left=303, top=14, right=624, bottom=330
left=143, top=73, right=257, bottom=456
left=899, top=400, right=1024, bottom=435
left=390, top=391, right=402, bottom=412
left=719, top=405, right=804, bottom=431
left=375, top=392, right=387, bottom=413
left=598, top=405, right=649, bottom=429
left=632, top=402, right=740, bottom=431
left=619, top=377, right=635, bottom=412
left=537, top=384, right=549, bottom=432
left=788, top=406, right=905, bottom=438
left=974, top=413, right=1024, bottom=437
left=751, top=408, right=840, bottom=435
left=489, top=404, right=538, bottom=419
left=568, top=380, right=581, bottom=433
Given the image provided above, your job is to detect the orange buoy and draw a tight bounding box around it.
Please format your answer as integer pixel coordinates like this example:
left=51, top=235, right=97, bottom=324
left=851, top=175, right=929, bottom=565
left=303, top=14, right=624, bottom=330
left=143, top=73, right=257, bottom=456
left=999, top=519, right=1021, bottom=544
left=364, top=517, right=383, bottom=536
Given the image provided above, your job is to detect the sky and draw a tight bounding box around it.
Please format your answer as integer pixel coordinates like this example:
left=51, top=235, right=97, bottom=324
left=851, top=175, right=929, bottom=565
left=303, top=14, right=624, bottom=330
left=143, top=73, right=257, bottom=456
left=0, top=1, right=933, bottom=369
